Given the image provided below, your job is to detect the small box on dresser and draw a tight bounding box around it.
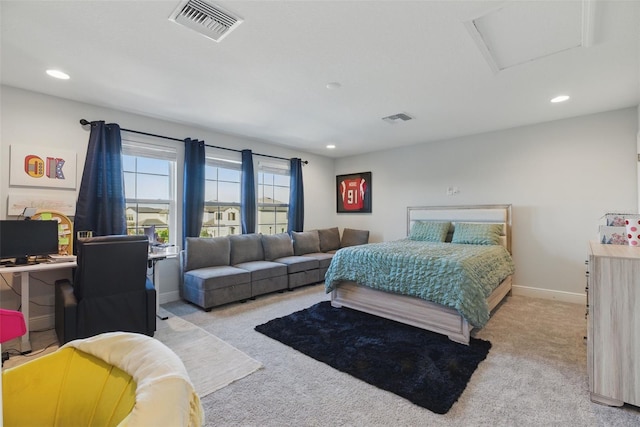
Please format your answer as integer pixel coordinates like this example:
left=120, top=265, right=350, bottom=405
left=598, top=225, right=627, bottom=245
left=603, top=213, right=640, bottom=227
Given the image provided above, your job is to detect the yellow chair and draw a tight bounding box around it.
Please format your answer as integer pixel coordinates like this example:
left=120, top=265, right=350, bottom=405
left=2, top=332, right=203, bottom=426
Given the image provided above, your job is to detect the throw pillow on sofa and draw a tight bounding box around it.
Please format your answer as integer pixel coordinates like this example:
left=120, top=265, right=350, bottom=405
left=317, top=227, right=341, bottom=252
left=184, top=237, right=230, bottom=271
left=340, top=228, right=370, bottom=248
left=262, top=233, right=294, bottom=261
left=292, top=231, right=321, bottom=255
left=229, top=234, right=265, bottom=265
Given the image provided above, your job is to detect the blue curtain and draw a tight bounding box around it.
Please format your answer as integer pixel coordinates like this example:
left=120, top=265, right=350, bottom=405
left=74, top=121, right=126, bottom=248
left=287, top=158, right=304, bottom=233
left=182, top=138, right=205, bottom=248
left=241, top=149, right=256, bottom=234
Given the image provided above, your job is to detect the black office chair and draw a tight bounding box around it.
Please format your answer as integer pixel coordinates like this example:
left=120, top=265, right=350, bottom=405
left=55, top=235, right=156, bottom=344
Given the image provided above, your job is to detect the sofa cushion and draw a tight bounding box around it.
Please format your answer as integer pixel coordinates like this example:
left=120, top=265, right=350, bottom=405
left=184, top=237, right=230, bottom=272
left=302, top=252, right=334, bottom=269
left=229, top=234, right=264, bottom=265
left=292, top=231, right=321, bottom=255
left=340, top=228, right=370, bottom=248
left=261, top=233, right=294, bottom=261
left=317, top=228, right=341, bottom=252
left=183, top=266, right=250, bottom=291
left=234, top=261, right=287, bottom=281
left=273, top=256, right=319, bottom=274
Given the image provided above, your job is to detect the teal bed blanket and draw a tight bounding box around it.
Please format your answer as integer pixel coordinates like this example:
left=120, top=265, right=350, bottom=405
left=324, top=240, right=515, bottom=328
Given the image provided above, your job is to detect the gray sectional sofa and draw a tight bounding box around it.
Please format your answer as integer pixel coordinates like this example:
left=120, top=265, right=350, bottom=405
left=180, top=227, right=369, bottom=311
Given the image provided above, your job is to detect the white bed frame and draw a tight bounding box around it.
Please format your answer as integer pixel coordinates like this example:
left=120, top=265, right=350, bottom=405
left=330, top=204, right=513, bottom=345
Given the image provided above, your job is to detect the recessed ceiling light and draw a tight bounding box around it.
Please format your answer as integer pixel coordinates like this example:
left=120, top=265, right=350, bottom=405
left=326, top=82, right=341, bottom=90
left=550, top=95, right=570, bottom=103
left=326, top=144, right=336, bottom=149
left=46, top=69, right=70, bottom=80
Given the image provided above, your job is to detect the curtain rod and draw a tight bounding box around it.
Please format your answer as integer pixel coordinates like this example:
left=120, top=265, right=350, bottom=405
left=79, top=119, right=308, bottom=164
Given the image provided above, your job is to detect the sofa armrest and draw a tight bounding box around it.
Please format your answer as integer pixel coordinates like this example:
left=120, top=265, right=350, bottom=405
left=55, top=279, right=78, bottom=345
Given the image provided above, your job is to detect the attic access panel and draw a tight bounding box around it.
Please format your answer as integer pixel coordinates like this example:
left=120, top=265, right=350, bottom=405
left=466, top=1, right=593, bottom=72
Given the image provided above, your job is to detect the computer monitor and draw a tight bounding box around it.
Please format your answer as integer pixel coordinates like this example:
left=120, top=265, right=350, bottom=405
left=0, top=220, right=59, bottom=264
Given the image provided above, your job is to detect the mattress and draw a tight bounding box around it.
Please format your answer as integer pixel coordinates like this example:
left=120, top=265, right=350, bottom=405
left=324, top=239, right=515, bottom=327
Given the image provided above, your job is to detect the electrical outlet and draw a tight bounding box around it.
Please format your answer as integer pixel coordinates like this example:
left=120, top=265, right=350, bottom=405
left=447, top=186, right=459, bottom=196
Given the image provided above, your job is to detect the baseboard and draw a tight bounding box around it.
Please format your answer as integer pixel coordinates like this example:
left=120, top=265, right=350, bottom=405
left=29, top=314, right=54, bottom=332
left=160, top=290, right=181, bottom=305
left=511, top=285, right=586, bottom=305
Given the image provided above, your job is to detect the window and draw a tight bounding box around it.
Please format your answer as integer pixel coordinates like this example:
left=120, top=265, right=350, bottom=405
left=122, top=140, right=177, bottom=244
left=258, top=160, right=290, bottom=235
left=202, top=149, right=242, bottom=237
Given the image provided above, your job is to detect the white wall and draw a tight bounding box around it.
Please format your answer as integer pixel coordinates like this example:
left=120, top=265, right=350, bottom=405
left=335, top=107, right=639, bottom=302
left=0, top=85, right=336, bottom=327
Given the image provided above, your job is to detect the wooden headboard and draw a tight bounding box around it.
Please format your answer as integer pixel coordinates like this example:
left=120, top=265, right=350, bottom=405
left=406, top=204, right=512, bottom=253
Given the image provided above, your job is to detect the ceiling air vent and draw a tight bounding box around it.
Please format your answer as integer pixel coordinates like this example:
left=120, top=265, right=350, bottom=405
left=382, top=113, right=414, bottom=124
left=169, top=0, right=243, bottom=42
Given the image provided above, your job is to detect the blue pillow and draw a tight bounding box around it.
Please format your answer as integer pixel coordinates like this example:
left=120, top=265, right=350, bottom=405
left=409, top=221, right=451, bottom=242
left=451, top=222, right=502, bottom=245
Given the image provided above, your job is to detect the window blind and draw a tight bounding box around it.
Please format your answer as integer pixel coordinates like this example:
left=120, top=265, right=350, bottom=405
left=122, top=140, right=177, bottom=161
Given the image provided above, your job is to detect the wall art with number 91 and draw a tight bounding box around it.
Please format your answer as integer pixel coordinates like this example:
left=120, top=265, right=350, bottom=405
left=9, top=145, right=77, bottom=189
left=336, top=172, right=372, bottom=213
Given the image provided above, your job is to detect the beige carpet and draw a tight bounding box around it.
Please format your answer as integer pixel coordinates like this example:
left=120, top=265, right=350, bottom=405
left=2, top=312, right=262, bottom=399
left=162, top=284, right=640, bottom=426
left=154, top=310, right=263, bottom=398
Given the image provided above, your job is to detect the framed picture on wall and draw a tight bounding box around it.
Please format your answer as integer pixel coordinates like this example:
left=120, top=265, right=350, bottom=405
left=9, top=145, right=77, bottom=189
left=336, top=172, right=372, bottom=213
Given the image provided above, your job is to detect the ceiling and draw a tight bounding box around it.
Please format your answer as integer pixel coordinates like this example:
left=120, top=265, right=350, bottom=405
left=1, top=0, right=638, bottom=158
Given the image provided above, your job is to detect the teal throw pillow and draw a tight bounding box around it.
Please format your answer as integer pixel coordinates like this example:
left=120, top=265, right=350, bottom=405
left=409, top=221, right=451, bottom=242
left=451, top=222, right=503, bottom=245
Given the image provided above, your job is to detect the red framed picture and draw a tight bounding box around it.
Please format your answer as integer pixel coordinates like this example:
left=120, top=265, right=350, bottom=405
left=336, top=172, right=372, bottom=213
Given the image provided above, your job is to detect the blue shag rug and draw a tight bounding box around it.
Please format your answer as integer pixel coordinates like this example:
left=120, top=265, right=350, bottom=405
left=255, top=301, right=491, bottom=414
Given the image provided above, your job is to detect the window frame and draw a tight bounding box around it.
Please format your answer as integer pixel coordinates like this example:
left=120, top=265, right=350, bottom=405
left=122, top=137, right=178, bottom=245
left=257, top=159, right=290, bottom=235
left=201, top=148, right=242, bottom=238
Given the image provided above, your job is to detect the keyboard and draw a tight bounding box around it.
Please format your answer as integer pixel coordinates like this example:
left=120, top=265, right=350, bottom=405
left=48, top=255, right=77, bottom=263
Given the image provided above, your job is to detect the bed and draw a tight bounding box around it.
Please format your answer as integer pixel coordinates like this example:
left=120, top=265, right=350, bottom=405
left=325, top=204, right=515, bottom=345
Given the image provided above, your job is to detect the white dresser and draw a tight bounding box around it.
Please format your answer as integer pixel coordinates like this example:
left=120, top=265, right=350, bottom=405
left=587, top=241, right=640, bottom=406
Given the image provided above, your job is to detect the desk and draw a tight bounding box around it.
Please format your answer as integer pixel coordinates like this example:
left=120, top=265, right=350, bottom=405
left=0, top=261, right=77, bottom=353
left=147, top=251, right=178, bottom=320
left=2, top=252, right=176, bottom=352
